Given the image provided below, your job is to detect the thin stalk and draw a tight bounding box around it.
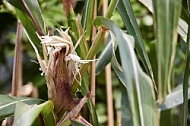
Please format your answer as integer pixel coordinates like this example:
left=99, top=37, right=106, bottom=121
left=116, top=110, right=121, bottom=126
left=182, top=2, right=190, bottom=125
left=82, top=0, right=95, bottom=40
left=105, top=0, right=118, bottom=19
left=105, top=63, right=114, bottom=126
left=8, top=21, right=23, bottom=126
left=90, top=0, right=97, bottom=106
left=11, top=21, right=23, bottom=96
left=103, top=1, right=114, bottom=126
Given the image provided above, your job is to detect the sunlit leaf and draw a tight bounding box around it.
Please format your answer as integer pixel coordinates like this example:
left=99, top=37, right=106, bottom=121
left=178, top=18, right=188, bottom=42
left=13, top=100, right=54, bottom=126
left=138, top=0, right=153, bottom=12
left=0, top=95, right=43, bottom=120
left=158, top=85, right=190, bottom=111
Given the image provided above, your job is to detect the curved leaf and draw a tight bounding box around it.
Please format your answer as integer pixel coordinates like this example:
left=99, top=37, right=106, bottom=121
left=94, top=17, right=158, bottom=126
left=158, top=85, right=190, bottom=111
left=8, top=0, right=46, bottom=56
left=95, top=34, right=113, bottom=75
left=13, top=100, right=54, bottom=126
left=117, top=0, right=155, bottom=85
left=8, top=0, right=45, bottom=35
left=16, top=8, right=43, bottom=55
left=0, top=95, right=43, bottom=120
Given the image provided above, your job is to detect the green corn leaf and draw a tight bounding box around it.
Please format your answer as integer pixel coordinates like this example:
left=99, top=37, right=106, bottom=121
left=158, top=85, right=190, bottom=111
left=153, top=0, right=182, bottom=103
left=117, top=0, right=155, bottom=86
left=121, top=89, right=133, bottom=126
left=95, top=34, right=114, bottom=75
left=16, top=8, right=43, bottom=56
left=0, top=95, right=43, bottom=120
left=81, top=0, right=94, bottom=40
left=112, top=54, right=133, bottom=125
left=13, top=100, right=54, bottom=126
left=7, top=0, right=45, bottom=35
left=71, top=120, right=86, bottom=126
left=7, top=0, right=46, bottom=56
left=94, top=16, right=158, bottom=126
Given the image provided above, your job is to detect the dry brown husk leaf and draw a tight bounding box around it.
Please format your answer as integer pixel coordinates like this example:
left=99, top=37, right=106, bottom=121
left=26, top=28, right=90, bottom=122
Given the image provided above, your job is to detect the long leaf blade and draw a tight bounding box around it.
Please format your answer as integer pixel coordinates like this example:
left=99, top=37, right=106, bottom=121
left=8, top=0, right=45, bottom=35
left=96, top=34, right=113, bottom=75
left=117, top=0, right=155, bottom=85
left=94, top=17, right=158, bottom=126
left=153, top=0, right=182, bottom=103
left=81, top=0, right=94, bottom=40
left=158, top=85, right=190, bottom=111
left=8, top=0, right=46, bottom=56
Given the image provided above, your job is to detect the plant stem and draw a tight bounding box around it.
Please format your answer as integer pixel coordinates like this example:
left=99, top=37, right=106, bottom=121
left=11, top=21, right=23, bottom=96
left=8, top=21, right=23, bottom=126
left=103, top=1, right=114, bottom=126
left=90, top=0, right=97, bottom=106
left=105, top=64, right=114, bottom=126
left=105, top=0, right=118, bottom=19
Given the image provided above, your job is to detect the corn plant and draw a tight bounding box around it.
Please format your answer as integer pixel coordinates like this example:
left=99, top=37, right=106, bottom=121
left=0, top=0, right=189, bottom=126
